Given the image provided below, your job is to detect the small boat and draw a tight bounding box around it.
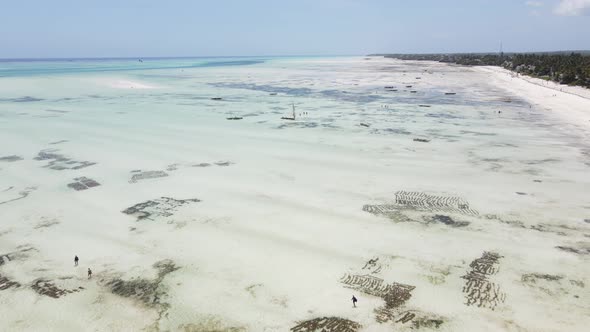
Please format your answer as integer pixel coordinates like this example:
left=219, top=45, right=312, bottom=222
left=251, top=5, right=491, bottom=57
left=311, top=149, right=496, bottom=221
left=281, top=103, right=297, bottom=120
left=360, top=123, right=370, bottom=128
left=384, top=86, right=395, bottom=89
left=418, top=104, right=431, bottom=108
left=410, top=90, right=417, bottom=93
left=211, top=97, right=223, bottom=100
left=445, top=92, right=456, bottom=95
left=269, top=93, right=277, bottom=96
left=413, top=138, right=430, bottom=143
left=226, top=116, right=243, bottom=120
left=416, top=77, right=421, bottom=79
left=406, top=85, right=413, bottom=88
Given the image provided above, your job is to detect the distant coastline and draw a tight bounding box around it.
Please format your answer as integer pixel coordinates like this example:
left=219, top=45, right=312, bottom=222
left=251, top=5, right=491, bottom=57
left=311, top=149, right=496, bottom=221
left=370, top=51, right=590, bottom=89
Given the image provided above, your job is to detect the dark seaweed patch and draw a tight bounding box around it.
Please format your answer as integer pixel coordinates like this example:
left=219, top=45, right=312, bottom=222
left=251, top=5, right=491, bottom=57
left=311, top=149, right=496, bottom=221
left=0, top=96, right=43, bottom=102
left=0, top=245, right=37, bottom=266
left=411, top=317, right=444, bottom=329
left=461, top=252, right=505, bottom=310
left=291, top=317, right=361, bottom=332
left=122, top=197, right=200, bottom=221
left=0, top=274, right=21, bottom=290
left=103, top=260, right=179, bottom=307
left=129, top=170, right=168, bottom=183
left=49, top=140, right=68, bottom=145
left=34, top=149, right=96, bottom=170
left=191, top=163, right=211, bottom=167
left=31, top=279, right=84, bottom=298
left=428, top=215, right=470, bottom=227
left=67, top=177, right=101, bottom=191
left=34, top=218, right=60, bottom=229
left=340, top=274, right=415, bottom=323
left=555, top=245, right=590, bottom=255
left=363, top=191, right=477, bottom=217
left=522, top=273, right=563, bottom=283
left=0, top=155, right=23, bottom=162
left=179, top=319, right=245, bottom=332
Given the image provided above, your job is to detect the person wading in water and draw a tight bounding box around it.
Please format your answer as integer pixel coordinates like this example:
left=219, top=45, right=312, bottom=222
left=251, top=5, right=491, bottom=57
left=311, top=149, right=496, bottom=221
left=88, top=268, right=92, bottom=279
left=74, top=255, right=79, bottom=266
left=352, top=295, right=358, bottom=307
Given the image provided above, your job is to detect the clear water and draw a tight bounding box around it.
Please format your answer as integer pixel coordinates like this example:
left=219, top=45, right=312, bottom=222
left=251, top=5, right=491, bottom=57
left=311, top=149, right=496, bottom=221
left=0, top=56, right=588, bottom=332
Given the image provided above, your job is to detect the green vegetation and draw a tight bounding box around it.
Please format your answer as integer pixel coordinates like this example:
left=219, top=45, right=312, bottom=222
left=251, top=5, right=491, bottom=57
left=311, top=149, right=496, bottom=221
left=372, top=52, right=590, bottom=88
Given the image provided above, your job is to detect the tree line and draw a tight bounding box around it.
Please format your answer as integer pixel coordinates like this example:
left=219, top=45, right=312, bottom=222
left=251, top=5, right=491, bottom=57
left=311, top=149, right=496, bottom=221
left=373, top=52, right=590, bottom=88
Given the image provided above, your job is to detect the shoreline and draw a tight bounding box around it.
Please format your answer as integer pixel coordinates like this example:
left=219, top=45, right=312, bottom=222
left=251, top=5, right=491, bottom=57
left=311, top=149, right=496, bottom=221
left=475, top=65, right=590, bottom=130
left=477, top=65, right=590, bottom=100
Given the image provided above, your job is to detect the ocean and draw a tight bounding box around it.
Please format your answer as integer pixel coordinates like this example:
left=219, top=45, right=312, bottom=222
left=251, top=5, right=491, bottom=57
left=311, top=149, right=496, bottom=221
left=0, top=56, right=588, bottom=331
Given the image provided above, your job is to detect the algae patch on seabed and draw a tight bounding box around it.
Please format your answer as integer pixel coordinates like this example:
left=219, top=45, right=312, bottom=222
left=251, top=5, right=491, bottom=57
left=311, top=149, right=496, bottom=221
left=103, top=260, right=180, bottom=307
left=0, top=186, right=37, bottom=206
left=1, top=246, right=37, bottom=291
left=0, top=96, right=43, bottom=102
left=128, top=170, right=169, bottom=183
left=340, top=274, right=416, bottom=324
left=191, top=163, right=211, bottom=167
left=411, top=317, right=444, bottom=329
left=97, top=260, right=180, bottom=331
left=521, top=273, right=585, bottom=297
left=555, top=244, right=590, bottom=255
left=0, top=245, right=37, bottom=266
left=178, top=317, right=246, bottom=332
left=0, top=155, right=23, bottom=162
left=291, top=317, right=361, bottom=332
left=67, top=177, right=101, bottom=191
left=461, top=252, right=505, bottom=310
left=122, top=197, right=201, bottom=221
left=49, top=139, right=68, bottom=145
left=31, top=278, right=85, bottom=299
left=0, top=274, right=21, bottom=291
left=33, top=218, right=60, bottom=229
left=363, top=191, right=478, bottom=219
left=34, top=149, right=96, bottom=170
left=424, top=214, right=470, bottom=227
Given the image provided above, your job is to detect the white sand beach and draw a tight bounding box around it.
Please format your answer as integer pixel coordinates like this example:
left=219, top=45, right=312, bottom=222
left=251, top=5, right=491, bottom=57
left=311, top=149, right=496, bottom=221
left=0, top=56, right=589, bottom=332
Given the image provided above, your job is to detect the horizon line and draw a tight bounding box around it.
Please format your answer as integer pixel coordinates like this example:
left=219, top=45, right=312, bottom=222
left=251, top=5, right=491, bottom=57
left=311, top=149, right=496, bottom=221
left=3, top=49, right=590, bottom=61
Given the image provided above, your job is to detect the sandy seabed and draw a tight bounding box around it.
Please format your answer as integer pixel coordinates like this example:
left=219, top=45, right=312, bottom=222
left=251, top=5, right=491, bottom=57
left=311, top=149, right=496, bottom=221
left=0, top=57, right=589, bottom=331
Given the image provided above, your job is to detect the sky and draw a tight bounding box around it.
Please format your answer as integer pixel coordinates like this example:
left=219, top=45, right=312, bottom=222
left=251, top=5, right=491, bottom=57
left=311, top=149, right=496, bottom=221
left=1, top=0, right=589, bottom=58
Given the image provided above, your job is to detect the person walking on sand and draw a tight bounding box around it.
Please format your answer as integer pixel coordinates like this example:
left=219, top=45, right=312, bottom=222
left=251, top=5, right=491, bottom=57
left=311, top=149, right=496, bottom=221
left=352, top=295, right=358, bottom=307
left=74, top=255, right=79, bottom=266
left=88, top=268, right=92, bottom=279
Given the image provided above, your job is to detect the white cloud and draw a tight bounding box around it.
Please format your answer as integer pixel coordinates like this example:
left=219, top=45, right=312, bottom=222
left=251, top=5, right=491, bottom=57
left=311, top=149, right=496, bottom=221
left=554, top=0, right=590, bottom=15
left=526, top=1, right=544, bottom=7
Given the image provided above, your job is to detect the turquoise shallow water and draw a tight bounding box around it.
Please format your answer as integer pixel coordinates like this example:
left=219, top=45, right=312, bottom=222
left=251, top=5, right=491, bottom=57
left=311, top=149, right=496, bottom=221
left=0, top=56, right=271, bottom=77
